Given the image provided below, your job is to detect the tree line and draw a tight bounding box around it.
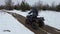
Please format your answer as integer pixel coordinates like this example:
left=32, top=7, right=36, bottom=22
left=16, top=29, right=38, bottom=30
left=0, top=0, right=60, bottom=12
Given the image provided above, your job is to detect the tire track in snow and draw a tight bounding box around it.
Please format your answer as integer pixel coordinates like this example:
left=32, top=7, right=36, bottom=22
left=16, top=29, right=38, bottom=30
left=7, top=12, right=60, bottom=34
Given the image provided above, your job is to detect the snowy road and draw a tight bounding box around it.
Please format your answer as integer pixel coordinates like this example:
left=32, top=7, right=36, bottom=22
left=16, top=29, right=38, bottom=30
left=7, top=12, right=60, bottom=34
left=7, top=10, right=60, bottom=29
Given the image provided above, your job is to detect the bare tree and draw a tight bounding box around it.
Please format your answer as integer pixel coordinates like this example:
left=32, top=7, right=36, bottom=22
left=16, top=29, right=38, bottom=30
left=33, top=0, right=43, bottom=10
left=5, top=0, right=14, bottom=10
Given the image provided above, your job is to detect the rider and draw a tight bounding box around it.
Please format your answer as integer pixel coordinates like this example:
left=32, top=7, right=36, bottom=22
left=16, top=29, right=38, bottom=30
left=28, top=7, right=38, bottom=23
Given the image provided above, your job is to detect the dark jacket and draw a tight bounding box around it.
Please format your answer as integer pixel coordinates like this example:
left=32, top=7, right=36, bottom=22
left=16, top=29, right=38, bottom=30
left=29, top=8, right=38, bottom=17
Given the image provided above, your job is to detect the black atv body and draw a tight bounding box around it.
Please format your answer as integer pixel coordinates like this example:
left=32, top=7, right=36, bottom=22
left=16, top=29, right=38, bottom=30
left=25, top=15, right=45, bottom=29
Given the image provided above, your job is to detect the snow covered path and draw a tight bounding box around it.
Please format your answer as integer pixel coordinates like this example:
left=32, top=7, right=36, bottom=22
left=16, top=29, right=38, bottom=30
left=0, top=11, right=34, bottom=34
left=7, top=10, right=60, bottom=29
left=7, top=12, right=60, bottom=34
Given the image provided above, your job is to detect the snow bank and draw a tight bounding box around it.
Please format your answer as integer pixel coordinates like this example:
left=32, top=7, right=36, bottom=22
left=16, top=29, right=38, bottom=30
left=0, top=11, right=34, bottom=34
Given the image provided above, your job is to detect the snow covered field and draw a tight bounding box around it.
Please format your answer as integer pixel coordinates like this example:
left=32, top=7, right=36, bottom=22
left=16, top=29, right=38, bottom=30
left=8, top=10, right=60, bottom=29
left=0, top=11, right=34, bottom=34
left=0, top=10, right=60, bottom=34
left=38, top=10, right=60, bottom=29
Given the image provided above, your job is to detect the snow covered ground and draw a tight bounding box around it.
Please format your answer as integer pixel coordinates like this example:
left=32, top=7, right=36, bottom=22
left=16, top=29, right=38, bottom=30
left=0, top=11, right=34, bottom=34
left=0, top=10, right=60, bottom=34
left=38, top=10, right=60, bottom=29
left=7, top=10, right=60, bottom=29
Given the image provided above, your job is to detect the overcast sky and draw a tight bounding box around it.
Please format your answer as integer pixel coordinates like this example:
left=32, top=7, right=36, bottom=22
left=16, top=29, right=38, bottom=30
left=0, top=0, right=60, bottom=6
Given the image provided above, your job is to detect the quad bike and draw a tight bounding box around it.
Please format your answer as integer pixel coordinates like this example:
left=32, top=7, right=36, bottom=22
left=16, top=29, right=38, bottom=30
left=25, top=14, right=45, bottom=29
